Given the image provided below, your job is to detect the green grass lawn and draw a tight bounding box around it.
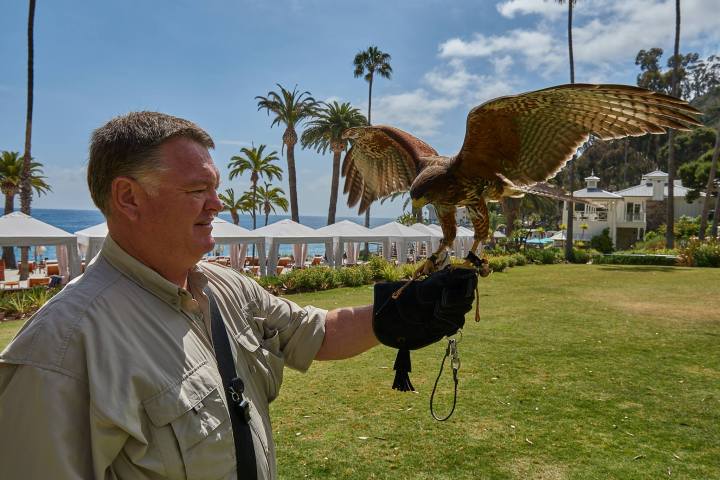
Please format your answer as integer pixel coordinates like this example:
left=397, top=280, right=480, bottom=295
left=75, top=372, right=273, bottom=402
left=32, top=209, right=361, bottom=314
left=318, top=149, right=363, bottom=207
left=276, top=265, right=720, bottom=479
left=1, top=265, right=718, bottom=479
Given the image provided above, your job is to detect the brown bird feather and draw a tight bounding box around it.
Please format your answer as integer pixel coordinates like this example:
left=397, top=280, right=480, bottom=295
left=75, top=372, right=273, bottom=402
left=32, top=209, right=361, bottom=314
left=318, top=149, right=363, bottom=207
left=341, top=83, right=702, bottom=261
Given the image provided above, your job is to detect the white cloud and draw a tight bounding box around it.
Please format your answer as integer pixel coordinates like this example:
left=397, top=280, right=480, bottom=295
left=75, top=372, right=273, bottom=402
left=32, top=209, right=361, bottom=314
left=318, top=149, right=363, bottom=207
left=471, top=80, right=518, bottom=105
left=439, top=0, right=720, bottom=82
left=424, top=59, right=484, bottom=97
left=439, top=29, right=564, bottom=76
left=573, top=0, right=720, bottom=67
left=424, top=58, right=517, bottom=105
left=497, top=0, right=565, bottom=19
left=492, top=55, right=514, bottom=76
left=371, top=89, right=459, bottom=137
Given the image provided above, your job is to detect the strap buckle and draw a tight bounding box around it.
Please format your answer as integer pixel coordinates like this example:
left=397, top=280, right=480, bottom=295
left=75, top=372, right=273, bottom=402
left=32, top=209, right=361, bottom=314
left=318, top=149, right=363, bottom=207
left=229, top=376, right=251, bottom=423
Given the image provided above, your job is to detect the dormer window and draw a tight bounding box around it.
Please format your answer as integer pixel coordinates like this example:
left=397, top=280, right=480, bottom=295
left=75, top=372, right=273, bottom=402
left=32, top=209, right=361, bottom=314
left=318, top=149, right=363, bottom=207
left=646, top=182, right=652, bottom=187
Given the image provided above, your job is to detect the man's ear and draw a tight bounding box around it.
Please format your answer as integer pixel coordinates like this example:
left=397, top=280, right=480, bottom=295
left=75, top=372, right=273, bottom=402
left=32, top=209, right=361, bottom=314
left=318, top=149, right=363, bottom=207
left=110, top=176, right=144, bottom=221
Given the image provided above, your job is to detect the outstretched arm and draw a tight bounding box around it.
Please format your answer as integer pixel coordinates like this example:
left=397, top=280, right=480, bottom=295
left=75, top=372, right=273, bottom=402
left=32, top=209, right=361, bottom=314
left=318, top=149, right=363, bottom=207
left=315, top=305, right=378, bottom=360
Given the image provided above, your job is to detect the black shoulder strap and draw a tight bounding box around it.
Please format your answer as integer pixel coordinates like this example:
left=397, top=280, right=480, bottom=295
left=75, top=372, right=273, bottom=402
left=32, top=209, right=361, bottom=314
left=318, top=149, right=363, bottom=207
left=204, top=285, right=258, bottom=480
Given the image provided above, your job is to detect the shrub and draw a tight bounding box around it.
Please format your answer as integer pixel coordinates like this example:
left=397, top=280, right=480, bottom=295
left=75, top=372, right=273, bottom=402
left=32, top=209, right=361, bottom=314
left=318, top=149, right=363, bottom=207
left=511, top=253, right=528, bottom=266
left=398, top=263, right=417, bottom=279
left=0, top=287, right=61, bottom=319
left=367, top=255, right=390, bottom=280
left=524, top=247, right=563, bottom=264
left=380, top=264, right=402, bottom=282
left=285, top=266, right=341, bottom=292
left=336, top=265, right=373, bottom=286
left=590, top=228, right=614, bottom=254
left=570, top=248, right=601, bottom=264
left=488, top=256, right=509, bottom=272
left=679, top=237, right=720, bottom=267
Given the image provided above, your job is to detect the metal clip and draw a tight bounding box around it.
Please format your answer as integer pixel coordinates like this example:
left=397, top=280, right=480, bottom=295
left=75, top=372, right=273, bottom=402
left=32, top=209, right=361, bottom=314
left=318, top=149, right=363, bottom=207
left=229, top=386, right=241, bottom=403
left=449, top=339, right=460, bottom=372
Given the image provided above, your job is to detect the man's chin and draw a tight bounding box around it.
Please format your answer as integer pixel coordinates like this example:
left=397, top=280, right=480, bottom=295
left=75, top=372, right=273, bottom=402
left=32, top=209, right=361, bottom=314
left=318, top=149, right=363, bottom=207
left=195, top=237, right=216, bottom=257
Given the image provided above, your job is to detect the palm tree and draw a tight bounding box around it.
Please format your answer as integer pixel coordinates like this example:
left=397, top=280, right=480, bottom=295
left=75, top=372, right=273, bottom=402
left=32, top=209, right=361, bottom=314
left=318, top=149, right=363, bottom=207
left=256, top=183, right=289, bottom=226
left=353, top=46, right=393, bottom=246
left=0, top=151, right=50, bottom=269
left=256, top=85, right=318, bottom=222
left=228, top=144, right=282, bottom=230
left=301, top=101, right=367, bottom=224
left=18, top=0, right=36, bottom=280
left=553, top=0, right=578, bottom=261
left=699, top=126, right=719, bottom=239
left=218, top=188, right=252, bottom=226
left=666, top=0, right=682, bottom=248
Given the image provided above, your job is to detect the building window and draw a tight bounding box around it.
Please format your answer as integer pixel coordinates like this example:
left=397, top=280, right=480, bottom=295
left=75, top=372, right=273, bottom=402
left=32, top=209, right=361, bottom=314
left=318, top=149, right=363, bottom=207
left=626, top=202, right=642, bottom=222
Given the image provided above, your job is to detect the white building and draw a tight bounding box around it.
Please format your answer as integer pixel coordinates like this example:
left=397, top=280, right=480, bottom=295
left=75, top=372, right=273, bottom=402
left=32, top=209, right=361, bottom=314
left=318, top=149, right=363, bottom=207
left=562, top=170, right=705, bottom=249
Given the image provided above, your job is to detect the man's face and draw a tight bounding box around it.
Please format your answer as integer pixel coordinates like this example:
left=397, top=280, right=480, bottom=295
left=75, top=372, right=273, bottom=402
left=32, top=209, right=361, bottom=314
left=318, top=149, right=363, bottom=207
left=138, top=136, right=222, bottom=267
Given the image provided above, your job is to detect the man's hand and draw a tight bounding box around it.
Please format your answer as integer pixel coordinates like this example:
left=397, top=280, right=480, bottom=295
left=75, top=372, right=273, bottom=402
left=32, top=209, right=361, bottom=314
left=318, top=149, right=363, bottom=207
left=373, top=266, right=478, bottom=351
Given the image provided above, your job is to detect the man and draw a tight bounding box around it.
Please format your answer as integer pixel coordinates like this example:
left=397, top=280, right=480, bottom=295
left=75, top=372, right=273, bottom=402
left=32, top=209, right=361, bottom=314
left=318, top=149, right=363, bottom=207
left=0, top=112, right=472, bottom=479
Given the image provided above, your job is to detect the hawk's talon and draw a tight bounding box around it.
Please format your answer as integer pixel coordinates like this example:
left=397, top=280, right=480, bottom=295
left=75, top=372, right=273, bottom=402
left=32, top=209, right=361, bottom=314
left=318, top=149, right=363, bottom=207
left=464, top=251, right=492, bottom=277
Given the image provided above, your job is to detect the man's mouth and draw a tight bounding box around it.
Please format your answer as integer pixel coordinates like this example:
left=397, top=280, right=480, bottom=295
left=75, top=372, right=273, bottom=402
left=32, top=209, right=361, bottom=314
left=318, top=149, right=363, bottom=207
left=195, top=218, right=214, bottom=227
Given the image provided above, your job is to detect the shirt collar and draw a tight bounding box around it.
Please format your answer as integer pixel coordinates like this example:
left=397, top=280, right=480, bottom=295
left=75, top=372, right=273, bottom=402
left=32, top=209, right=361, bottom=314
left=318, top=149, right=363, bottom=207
left=100, top=234, right=208, bottom=311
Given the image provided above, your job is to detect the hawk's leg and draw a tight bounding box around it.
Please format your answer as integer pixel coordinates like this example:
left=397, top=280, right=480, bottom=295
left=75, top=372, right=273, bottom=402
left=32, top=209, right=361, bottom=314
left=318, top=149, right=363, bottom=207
left=392, top=204, right=456, bottom=299
left=463, top=202, right=492, bottom=277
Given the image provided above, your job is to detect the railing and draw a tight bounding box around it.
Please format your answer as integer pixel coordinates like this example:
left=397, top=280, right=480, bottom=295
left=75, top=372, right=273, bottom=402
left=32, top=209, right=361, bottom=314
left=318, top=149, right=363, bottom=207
left=573, top=211, right=608, bottom=222
left=625, top=213, right=644, bottom=222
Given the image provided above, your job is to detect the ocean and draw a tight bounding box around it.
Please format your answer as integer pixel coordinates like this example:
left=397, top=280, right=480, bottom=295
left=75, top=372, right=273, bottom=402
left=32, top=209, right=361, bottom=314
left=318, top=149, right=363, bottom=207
left=16, top=209, right=392, bottom=261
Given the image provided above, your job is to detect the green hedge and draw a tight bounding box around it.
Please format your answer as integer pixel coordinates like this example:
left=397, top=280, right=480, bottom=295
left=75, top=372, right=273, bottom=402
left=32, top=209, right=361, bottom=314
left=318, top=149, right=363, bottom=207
left=254, top=253, right=534, bottom=294
left=593, top=253, right=679, bottom=266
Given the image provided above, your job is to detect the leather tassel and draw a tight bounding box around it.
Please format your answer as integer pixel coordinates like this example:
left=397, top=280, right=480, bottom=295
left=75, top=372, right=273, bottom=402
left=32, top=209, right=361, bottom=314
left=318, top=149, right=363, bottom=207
left=392, top=348, right=415, bottom=392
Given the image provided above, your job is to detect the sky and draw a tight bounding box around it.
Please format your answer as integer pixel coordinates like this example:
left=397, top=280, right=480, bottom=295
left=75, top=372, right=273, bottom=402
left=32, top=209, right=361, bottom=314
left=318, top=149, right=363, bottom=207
left=1, top=0, right=719, bottom=218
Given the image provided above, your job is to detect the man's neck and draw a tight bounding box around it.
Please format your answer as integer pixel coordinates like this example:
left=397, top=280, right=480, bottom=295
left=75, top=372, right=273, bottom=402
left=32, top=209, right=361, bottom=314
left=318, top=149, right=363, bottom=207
left=111, top=232, right=191, bottom=288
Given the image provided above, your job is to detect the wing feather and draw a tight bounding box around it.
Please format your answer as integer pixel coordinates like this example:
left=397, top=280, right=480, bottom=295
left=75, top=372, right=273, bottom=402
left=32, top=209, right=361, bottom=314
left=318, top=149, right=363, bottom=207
left=341, top=126, right=438, bottom=213
left=456, top=83, right=703, bottom=186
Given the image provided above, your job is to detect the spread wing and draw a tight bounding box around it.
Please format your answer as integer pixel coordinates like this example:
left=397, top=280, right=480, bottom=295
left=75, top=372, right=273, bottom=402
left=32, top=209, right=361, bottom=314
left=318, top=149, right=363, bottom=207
left=341, top=125, right=439, bottom=213
left=455, top=84, right=703, bottom=186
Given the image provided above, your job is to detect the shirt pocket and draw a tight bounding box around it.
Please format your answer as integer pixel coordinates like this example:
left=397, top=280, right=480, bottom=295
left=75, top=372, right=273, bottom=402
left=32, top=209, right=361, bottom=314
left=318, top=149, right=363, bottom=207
left=143, top=363, right=235, bottom=480
left=234, top=318, right=284, bottom=403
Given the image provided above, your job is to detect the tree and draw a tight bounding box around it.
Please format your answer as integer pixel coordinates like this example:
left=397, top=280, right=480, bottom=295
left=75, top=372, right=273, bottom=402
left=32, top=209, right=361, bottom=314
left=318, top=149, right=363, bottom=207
left=301, top=101, right=367, bottom=224
left=256, top=183, right=289, bottom=226
left=0, top=151, right=50, bottom=268
left=666, top=0, right=682, bottom=248
left=218, top=188, right=252, bottom=226
left=699, top=127, right=720, bottom=239
left=553, top=0, right=578, bottom=260
left=353, top=46, right=393, bottom=233
left=18, top=0, right=36, bottom=280
left=256, top=85, right=318, bottom=222
left=228, top=144, right=282, bottom=230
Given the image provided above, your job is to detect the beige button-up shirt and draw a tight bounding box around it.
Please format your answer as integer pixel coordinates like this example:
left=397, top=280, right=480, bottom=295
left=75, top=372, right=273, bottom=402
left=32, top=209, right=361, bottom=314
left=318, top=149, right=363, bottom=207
left=0, top=236, right=326, bottom=479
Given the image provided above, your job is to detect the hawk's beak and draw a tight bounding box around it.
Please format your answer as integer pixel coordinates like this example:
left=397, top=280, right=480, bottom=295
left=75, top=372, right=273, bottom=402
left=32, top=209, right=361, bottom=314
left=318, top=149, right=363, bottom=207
left=411, top=197, right=427, bottom=209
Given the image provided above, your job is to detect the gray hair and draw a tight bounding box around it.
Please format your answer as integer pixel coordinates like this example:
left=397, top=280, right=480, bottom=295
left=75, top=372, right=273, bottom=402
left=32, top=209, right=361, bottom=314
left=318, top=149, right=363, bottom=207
left=87, top=111, right=215, bottom=215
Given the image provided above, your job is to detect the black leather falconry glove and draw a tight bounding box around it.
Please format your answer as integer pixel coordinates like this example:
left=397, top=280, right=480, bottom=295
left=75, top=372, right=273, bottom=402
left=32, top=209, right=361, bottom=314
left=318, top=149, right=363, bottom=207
left=373, top=266, right=478, bottom=391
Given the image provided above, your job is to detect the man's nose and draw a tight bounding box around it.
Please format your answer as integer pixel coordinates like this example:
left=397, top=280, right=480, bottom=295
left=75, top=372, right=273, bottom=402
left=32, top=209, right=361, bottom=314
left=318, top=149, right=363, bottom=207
left=207, top=189, right=223, bottom=213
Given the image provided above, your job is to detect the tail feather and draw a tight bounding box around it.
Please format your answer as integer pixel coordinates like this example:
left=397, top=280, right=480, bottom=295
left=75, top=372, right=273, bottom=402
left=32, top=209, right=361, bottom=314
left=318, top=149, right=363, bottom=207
left=502, top=178, right=603, bottom=207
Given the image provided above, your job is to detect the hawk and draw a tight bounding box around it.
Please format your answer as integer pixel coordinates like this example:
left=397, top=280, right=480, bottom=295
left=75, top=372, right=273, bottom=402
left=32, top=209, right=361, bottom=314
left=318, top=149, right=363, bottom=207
left=341, top=84, right=702, bottom=274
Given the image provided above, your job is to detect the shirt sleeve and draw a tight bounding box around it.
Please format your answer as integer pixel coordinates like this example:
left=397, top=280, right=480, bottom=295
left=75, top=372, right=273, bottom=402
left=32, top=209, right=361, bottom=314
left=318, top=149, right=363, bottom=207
left=244, top=276, right=327, bottom=372
left=0, top=363, right=128, bottom=479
